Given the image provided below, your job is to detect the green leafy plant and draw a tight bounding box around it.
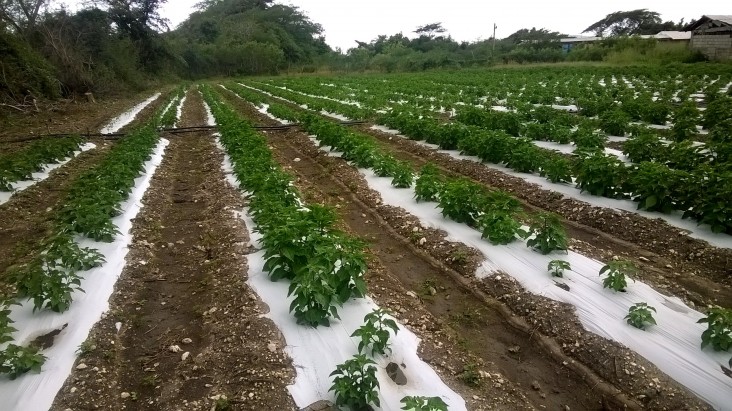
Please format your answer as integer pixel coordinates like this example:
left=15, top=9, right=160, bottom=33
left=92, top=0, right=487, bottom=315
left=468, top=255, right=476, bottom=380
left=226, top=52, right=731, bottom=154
left=628, top=162, right=688, bottom=213
left=478, top=211, right=527, bottom=245
left=329, top=354, right=380, bottom=410
left=572, top=125, right=607, bottom=151
left=504, top=139, right=542, bottom=173
left=0, top=344, right=46, bottom=380
left=703, top=96, right=732, bottom=130
left=390, top=160, right=415, bottom=188
left=458, top=363, right=481, bottom=386
left=12, top=259, right=84, bottom=313
left=526, top=213, right=568, bottom=254
left=625, top=303, right=657, bottom=330
left=351, top=308, right=399, bottom=356
left=573, top=152, right=629, bottom=198
left=547, top=260, right=570, bottom=278
left=0, top=299, right=18, bottom=345
left=670, top=102, right=699, bottom=142
left=622, top=132, right=663, bottom=163
left=698, top=307, right=732, bottom=351
left=414, top=163, right=443, bottom=202
left=599, top=260, right=636, bottom=292
left=539, top=154, right=573, bottom=183
left=600, top=108, right=631, bottom=136
left=401, top=396, right=449, bottom=411
left=437, top=178, right=485, bottom=226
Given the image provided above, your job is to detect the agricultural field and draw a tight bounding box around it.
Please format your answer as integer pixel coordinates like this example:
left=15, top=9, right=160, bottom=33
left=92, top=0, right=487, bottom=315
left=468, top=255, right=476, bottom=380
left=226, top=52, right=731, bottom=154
left=1, top=64, right=732, bottom=411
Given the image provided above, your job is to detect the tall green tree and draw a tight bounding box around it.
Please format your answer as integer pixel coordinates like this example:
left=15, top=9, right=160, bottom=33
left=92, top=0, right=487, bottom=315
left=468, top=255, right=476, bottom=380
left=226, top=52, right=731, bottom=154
left=0, top=0, right=50, bottom=34
left=583, top=9, right=685, bottom=37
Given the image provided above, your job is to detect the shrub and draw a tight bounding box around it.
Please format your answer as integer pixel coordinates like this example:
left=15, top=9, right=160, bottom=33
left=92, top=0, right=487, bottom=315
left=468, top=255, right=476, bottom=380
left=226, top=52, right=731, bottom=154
left=438, top=179, right=486, bottom=226
left=414, top=163, right=443, bottom=202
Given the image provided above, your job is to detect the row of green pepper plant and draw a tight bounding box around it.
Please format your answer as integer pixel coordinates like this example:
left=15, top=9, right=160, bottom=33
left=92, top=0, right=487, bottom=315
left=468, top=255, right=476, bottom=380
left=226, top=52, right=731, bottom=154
left=235, top=84, right=732, bottom=371
left=245, top=81, right=732, bottom=234
left=1, top=89, right=182, bottom=379
left=0, top=136, right=84, bottom=191
left=201, top=85, right=370, bottom=327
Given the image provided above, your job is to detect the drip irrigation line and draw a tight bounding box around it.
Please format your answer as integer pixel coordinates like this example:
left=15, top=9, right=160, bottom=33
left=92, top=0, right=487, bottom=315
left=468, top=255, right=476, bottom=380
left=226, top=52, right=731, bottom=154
left=1, top=120, right=369, bottom=143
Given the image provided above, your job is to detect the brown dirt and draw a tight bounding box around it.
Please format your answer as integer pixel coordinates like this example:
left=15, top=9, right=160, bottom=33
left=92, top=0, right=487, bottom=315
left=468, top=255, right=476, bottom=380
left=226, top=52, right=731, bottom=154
left=0, top=90, right=172, bottom=299
left=356, top=125, right=732, bottom=310
left=51, top=90, right=295, bottom=411
left=219, top=84, right=731, bottom=310
left=222, top=93, right=710, bottom=410
left=0, top=141, right=112, bottom=296
left=0, top=89, right=171, bottom=143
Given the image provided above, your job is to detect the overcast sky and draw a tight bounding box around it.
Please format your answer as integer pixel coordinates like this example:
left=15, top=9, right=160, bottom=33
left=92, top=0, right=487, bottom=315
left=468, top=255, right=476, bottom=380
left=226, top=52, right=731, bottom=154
left=65, top=0, right=729, bottom=51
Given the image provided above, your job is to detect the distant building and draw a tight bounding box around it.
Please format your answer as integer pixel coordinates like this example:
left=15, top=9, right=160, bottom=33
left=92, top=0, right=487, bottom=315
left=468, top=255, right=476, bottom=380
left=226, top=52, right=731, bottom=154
left=560, top=36, right=601, bottom=53
left=560, top=31, right=691, bottom=53
left=687, top=15, right=732, bottom=60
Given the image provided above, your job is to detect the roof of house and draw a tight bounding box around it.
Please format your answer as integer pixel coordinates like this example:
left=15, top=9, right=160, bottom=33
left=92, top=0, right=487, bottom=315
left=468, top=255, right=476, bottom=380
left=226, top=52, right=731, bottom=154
left=559, top=36, right=601, bottom=44
left=655, top=31, right=692, bottom=40
left=687, top=15, right=732, bottom=31
left=560, top=31, right=690, bottom=44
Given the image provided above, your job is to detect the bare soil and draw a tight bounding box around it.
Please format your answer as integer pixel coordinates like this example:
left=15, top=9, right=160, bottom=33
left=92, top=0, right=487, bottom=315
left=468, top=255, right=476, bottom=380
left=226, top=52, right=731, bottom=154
left=3, top=87, right=712, bottom=410
left=219, top=91, right=711, bottom=410
left=0, top=89, right=171, bottom=143
left=356, top=125, right=732, bottom=310
left=51, top=91, right=295, bottom=410
left=0, top=90, right=171, bottom=299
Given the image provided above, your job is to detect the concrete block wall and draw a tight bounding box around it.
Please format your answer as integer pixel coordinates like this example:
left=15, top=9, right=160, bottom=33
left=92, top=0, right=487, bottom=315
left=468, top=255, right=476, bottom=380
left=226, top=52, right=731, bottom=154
left=691, top=34, right=732, bottom=60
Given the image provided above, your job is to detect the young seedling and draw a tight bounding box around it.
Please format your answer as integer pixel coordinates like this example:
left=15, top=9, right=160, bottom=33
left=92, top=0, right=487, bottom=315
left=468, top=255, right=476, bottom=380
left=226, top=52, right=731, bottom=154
left=625, top=303, right=657, bottom=330
left=351, top=308, right=399, bottom=356
left=697, top=306, right=732, bottom=351
left=458, top=363, right=481, bottom=387
left=0, top=344, right=46, bottom=380
left=526, top=213, right=568, bottom=254
left=401, top=395, right=449, bottom=411
left=0, top=298, right=18, bottom=345
left=329, top=354, right=380, bottom=410
left=599, top=260, right=636, bottom=292
left=547, top=260, right=571, bottom=278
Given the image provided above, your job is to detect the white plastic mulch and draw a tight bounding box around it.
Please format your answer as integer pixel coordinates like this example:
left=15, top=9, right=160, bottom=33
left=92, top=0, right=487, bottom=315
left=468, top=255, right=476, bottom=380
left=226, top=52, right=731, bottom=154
left=369, top=125, right=732, bottom=249
left=0, top=143, right=96, bottom=205
left=100, top=93, right=161, bottom=134
left=0, top=138, right=170, bottom=411
left=205, top=100, right=467, bottom=411
left=357, top=169, right=732, bottom=409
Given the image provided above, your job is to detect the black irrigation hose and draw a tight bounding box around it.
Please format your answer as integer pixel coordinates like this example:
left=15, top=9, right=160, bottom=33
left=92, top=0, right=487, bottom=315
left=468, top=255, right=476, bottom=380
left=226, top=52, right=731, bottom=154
left=2, top=120, right=369, bottom=143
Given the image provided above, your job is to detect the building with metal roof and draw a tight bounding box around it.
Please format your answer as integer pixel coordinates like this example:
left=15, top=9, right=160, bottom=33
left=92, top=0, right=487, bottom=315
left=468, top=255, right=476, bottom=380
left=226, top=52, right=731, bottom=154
left=687, top=15, right=732, bottom=60
left=559, top=31, right=691, bottom=53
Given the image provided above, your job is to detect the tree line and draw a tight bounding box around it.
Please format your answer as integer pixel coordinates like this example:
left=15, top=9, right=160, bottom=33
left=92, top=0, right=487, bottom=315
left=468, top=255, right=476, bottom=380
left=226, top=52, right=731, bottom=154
left=0, top=0, right=327, bottom=107
left=0, top=3, right=703, bottom=109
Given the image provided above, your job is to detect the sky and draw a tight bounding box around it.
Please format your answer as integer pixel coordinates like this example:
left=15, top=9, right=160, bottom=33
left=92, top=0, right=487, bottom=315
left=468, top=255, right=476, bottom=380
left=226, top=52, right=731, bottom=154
left=64, top=0, right=730, bottom=51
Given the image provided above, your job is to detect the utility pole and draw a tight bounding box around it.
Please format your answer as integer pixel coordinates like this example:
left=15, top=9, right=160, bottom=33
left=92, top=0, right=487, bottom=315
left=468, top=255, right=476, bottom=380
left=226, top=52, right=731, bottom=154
left=492, top=23, right=497, bottom=57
